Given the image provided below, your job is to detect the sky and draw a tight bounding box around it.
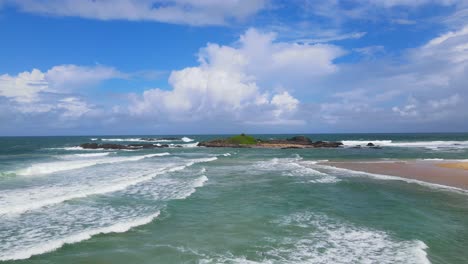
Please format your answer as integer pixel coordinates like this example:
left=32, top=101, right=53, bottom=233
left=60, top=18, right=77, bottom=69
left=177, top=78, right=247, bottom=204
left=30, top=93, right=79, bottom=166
left=0, top=0, right=467, bottom=136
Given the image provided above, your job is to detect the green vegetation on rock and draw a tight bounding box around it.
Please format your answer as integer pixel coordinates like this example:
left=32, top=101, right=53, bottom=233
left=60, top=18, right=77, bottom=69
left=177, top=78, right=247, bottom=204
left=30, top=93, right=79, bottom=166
left=227, top=134, right=257, bottom=145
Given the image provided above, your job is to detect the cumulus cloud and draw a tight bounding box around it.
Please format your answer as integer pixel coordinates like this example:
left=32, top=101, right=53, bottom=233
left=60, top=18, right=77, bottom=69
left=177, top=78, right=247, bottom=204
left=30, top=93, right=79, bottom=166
left=0, top=69, right=48, bottom=103
left=130, top=28, right=344, bottom=126
left=0, top=64, right=122, bottom=104
left=4, top=0, right=267, bottom=26
left=0, top=64, right=124, bottom=130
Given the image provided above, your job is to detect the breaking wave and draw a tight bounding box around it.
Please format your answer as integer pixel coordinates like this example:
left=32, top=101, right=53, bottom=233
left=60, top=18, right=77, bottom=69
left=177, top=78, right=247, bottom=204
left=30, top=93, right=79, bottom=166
left=16, top=153, right=170, bottom=176
left=341, top=140, right=468, bottom=149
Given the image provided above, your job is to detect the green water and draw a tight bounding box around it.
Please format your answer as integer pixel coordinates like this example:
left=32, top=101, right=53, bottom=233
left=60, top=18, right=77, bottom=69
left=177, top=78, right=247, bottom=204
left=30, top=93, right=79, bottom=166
left=1, top=134, right=468, bottom=263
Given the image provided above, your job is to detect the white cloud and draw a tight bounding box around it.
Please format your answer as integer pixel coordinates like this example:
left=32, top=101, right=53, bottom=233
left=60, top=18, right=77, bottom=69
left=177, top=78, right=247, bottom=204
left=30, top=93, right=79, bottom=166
left=0, top=64, right=122, bottom=126
left=6, top=0, right=267, bottom=26
left=0, top=65, right=122, bottom=104
left=57, top=97, right=92, bottom=118
left=45, top=64, right=124, bottom=90
left=296, top=32, right=367, bottom=44
left=314, top=23, right=468, bottom=129
left=369, top=0, right=463, bottom=7
left=271, top=91, right=299, bottom=117
left=0, top=69, right=47, bottom=103
left=130, top=28, right=344, bottom=126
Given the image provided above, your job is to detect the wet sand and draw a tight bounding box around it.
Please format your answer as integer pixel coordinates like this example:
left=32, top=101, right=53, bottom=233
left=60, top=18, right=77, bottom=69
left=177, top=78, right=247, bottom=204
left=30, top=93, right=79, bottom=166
left=437, top=162, right=468, bottom=170
left=325, top=160, right=468, bottom=190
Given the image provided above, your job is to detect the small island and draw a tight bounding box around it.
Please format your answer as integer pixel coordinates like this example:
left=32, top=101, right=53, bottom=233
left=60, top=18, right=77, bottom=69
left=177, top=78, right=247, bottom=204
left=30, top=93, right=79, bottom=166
left=198, top=134, right=343, bottom=149
left=77, top=134, right=344, bottom=150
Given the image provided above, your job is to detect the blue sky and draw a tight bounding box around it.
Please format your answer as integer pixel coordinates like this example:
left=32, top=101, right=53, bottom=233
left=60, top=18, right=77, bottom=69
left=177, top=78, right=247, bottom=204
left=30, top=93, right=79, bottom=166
left=0, top=0, right=467, bottom=135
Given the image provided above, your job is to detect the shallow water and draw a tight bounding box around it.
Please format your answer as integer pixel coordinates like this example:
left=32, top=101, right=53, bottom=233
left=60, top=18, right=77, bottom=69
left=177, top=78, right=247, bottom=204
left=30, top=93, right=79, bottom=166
left=1, top=134, right=468, bottom=263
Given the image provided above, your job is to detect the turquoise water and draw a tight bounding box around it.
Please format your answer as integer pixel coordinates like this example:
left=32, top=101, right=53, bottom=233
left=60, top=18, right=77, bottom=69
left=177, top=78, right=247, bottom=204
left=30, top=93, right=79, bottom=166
left=1, top=134, right=468, bottom=263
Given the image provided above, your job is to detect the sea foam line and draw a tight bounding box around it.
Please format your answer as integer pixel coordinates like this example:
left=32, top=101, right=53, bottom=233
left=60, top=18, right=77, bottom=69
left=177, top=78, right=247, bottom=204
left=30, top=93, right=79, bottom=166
left=266, top=212, right=431, bottom=264
left=0, top=212, right=160, bottom=261
left=15, top=153, right=170, bottom=176
left=319, top=164, right=468, bottom=195
left=1, top=157, right=217, bottom=216
left=341, top=140, right=468, bottom=149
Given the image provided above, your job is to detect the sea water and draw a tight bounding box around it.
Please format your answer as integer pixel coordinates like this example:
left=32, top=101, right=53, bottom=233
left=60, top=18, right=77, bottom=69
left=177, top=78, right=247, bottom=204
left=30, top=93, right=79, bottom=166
left=0, top=133, right=468, bottom=263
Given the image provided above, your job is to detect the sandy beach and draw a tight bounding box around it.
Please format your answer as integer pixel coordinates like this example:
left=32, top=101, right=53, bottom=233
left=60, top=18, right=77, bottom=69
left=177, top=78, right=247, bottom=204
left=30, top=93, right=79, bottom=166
left=324, top=160, right=468, bottom=190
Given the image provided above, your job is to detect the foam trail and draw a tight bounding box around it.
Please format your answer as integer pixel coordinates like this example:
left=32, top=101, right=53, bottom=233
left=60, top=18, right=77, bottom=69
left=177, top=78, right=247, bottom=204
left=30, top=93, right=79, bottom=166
left=0, top=212, right=160, bottom=261
left=97, top=137, right=194, bottom=143
left=16, top=153, right=170, bottom=176
left=65, top=152, right=112, bottom=158
left=341, top=140, right=468, bottom=149
left=1, top=156, right=217, bottom=215
left=319, top=164, right=468, bottom=194
left=265, top=212, right=431, bottom=264
left=0, top=170, right=164, bottom=215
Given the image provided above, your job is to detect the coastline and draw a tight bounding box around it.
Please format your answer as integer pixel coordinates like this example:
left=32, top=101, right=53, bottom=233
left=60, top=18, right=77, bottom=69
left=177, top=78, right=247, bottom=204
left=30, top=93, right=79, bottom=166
left=323, top=160, right=468, bottom=190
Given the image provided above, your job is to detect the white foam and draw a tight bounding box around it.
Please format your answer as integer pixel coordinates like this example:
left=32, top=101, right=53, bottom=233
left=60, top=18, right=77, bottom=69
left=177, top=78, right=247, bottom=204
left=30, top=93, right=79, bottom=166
left=266, top=212, right=430, bottom=264
left=1, top=155, right=218, bottom=217
left=193, top=157, right=218, bottom=163
left=181, top=137, right=195, bottom=142
left=180, top=142, right=199, bottom=148
left=192, top=175, right=208, bottom=188
left=97, top=137, right=194, bottom=143
left=0, top=169, right=165, bottom=215
left=16, top=153, right=170, bottom=176
left=47, top=146, right=105, bottom=151
left=101, top=138, right=150, bottom=142
left=0, top=212, right=160, bottom=261
left=320, top=164, right=468, bottom=194
left=90, top=138, right=98, bottom=141
left=65, top=152, right=113, bottom=158
left=222, top=153, right=231, bottom=157
left=341, top=140, right=468, bottom=149
left=254, top=157, right=339, bottom=184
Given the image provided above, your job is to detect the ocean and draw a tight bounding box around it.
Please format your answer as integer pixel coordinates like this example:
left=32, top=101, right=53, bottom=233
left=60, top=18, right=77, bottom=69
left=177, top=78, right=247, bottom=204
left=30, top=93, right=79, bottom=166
left=1, top=133, right=468, bottom=263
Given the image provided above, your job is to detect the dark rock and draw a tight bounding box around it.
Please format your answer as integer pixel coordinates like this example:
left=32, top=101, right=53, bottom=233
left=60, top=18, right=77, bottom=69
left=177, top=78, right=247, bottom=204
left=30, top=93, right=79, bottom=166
left=100, top=143, right=133, bottom=149
left=366, top=142, right=375, bottom=147
left=80, top=143, right=99, bottom=149
left=281, top=146, right=303, bottom=149
left=287, top=136, right=312, bottom=144
left=312, top=141, right=343, bottom=148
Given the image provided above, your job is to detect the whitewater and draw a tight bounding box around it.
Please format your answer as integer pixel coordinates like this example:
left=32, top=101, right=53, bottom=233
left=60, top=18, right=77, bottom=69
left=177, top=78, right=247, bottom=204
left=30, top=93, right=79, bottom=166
left=1, top=134, right=468, bottom=263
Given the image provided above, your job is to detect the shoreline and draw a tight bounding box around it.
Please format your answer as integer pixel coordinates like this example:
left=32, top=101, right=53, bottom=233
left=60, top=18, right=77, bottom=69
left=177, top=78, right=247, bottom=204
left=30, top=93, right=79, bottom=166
left=323, top=160, right=468, bottom=190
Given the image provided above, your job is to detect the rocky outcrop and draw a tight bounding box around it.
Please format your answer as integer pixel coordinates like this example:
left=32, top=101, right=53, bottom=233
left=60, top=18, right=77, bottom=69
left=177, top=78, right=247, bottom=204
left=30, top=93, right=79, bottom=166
left=198, top=135, right=343, bottom=149
left=288, top=136, right=313, bottom=144
left=311, top=141, right=343, bottom=148
left=366, top=142, right=375, bottom=147
left=197, top=140, right=253, bottom=148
